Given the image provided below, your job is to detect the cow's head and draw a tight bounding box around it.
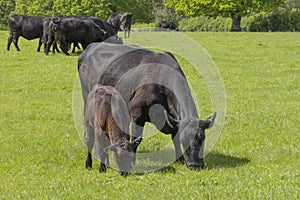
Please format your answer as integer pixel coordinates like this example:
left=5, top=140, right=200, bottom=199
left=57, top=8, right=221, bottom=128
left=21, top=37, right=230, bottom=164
left=169, top=22, right=179, bottom=31
left=105, top=136, right=142, bottom=176
left=119, top=13, right=131, bottom=31
left=180, top=113, right=216, bottom=169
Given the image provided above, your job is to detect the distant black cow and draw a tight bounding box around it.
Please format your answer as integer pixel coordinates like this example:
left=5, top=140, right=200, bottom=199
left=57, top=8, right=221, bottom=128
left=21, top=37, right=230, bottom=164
left=45, top=16, right=121, bottom=55
left=7, top=14, right=47, bottom=52
left=43, top=18, right=81, bottom=55
left=108, top=12, right=132, bottom=38
left=47, top=16, right=107, bottom=55
left=43, top=19, right=60, bottom=54
left=157, top=21, right=179, bottom=31
left=78, top=43, right=216, bottom=169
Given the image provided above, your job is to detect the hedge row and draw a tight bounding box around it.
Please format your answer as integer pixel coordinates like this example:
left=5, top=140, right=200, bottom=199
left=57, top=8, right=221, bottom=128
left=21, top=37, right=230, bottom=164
left=178, top=11, right=300, bottom=32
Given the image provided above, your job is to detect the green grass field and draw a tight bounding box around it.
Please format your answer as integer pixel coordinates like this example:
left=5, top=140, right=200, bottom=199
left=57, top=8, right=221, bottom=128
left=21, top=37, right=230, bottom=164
left=0, top=31, right=299, bottom=199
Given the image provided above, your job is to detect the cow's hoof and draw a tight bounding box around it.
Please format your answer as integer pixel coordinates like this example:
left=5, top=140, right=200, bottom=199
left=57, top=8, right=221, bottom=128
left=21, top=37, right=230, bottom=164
left=120, top=171, right=129, bottom=176
left=175, top=156, right=185, bottom=164
left=85, top=161, right=92, bottom=169
left=99, top=164, right=106, bottom=173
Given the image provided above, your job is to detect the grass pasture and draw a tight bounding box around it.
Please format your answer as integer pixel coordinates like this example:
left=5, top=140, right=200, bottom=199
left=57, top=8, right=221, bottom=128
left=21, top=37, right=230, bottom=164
left=0, top=31, right=299, bottom=199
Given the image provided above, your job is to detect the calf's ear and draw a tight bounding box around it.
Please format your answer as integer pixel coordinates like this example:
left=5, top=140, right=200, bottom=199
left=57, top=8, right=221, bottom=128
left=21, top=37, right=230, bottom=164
left=201, top=112, right=217, bottom=129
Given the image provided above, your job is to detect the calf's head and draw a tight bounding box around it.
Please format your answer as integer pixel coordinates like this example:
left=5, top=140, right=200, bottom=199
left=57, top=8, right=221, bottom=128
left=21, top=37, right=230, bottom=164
left=180, top=113, right=216, bottom=169
left=105, top=136, right=142, bottom=176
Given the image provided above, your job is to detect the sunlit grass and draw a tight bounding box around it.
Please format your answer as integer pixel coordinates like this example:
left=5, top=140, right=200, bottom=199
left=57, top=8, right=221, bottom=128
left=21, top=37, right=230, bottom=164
left=0, top=31, right=299, bottom=199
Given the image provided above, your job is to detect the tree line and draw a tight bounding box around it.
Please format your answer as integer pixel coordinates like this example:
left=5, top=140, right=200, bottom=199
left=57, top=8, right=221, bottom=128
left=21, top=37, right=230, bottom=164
left=1, top=0, right=299, bottom=31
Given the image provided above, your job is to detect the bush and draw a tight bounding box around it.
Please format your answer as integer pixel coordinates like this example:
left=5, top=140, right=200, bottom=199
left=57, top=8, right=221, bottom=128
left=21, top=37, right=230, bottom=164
left=249, top=11, right=300, bottom=32
left=178, top=16, right=231, bottom=32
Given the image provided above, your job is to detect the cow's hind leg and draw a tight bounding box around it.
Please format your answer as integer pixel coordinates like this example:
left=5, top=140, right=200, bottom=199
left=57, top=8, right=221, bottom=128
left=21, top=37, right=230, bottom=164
left=72, top=42, right=80, bottom=53
left=37, top=37, right=43, bottom=52
left=53, top=42, right=60, bottom=53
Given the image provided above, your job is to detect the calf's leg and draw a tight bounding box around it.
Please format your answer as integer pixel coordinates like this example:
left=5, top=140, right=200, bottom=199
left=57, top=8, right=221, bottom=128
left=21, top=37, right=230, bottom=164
left=96, top=130, right=109, bottom=173
left=84, top=124, right=94, bottom=169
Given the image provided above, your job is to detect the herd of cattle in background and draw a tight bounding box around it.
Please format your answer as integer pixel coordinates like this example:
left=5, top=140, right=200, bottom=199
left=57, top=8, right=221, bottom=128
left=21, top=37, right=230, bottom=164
left=6, top=12, right=178, bottom=56
left=6, top=10, right=216, bottom=176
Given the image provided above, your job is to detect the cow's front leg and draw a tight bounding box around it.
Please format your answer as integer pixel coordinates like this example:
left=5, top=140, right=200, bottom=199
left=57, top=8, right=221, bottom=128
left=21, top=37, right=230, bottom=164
left=12, top=33, right=20, bottom=51
left=131, top=122, right=144, bottom=150
left=131, top=121, right=144, bottom=165
left=37, top=37, right=43, bottom=52
left=7, top=33, right=13, bottom=51
left=172, top=132, right=185, bottom=164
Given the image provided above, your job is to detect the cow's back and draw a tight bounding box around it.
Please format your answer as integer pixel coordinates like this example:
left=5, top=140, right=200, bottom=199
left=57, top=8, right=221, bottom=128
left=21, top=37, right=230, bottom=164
left=78, top=43, right=183, bottom=106
left=8, top=14, right=46, bottom=39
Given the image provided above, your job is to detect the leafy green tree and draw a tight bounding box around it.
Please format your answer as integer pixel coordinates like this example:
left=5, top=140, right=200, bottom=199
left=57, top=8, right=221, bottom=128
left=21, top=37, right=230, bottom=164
left=286, top=0, right=300, bottom=11
left=109, top=0, right=164, bottom=23
left=165, top=0, right=285, bottom=31
left=53, top=0, right=111, bottom=19
left=0, top=0, right=15, bottom=29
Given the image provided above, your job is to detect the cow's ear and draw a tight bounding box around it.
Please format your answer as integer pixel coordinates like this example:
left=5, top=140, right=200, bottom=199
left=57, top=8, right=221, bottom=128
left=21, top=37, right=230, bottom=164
left=131, top=136, right=142, bottom=149
left=104, top=144, right=117, bottom=153
left=200, top=112, right=217, bottom=129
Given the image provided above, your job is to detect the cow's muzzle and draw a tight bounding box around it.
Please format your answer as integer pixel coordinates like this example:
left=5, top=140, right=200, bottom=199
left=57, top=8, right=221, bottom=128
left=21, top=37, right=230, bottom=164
left=186, top=160, right=205, bottom=170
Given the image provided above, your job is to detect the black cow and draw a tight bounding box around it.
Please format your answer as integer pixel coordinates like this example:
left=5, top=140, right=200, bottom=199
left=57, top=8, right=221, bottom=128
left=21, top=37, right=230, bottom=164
left=78, top=43, right=216, bottom=170
left=43, top=18, right=81, bottom=55
left=108, top=12, right=132, bottom=38
left=47, top=16, right=107, bottom=55
left=43, top=19, right=60, bottom=54
left=157, top=20, right=179, bottom=31
left=45, top=16, right=121, bottom=55
left=7, top=14, right=47, bottom=52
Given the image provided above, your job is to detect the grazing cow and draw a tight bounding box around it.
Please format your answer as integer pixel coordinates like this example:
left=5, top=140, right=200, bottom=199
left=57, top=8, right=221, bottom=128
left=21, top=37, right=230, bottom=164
left=157, top=20, right=179, bottom=31
left=45, top=16, right=121, bottom=55
left=78, top=43, right=216, bottom=170
left=84, top=84, right=142, bottom=175
left=42, top=19, right=60, bottom=54
left=7, top=14, right=47, bottom=52
left=108, top=12, right=132, bottom=38
left=46, top=16, right=107, bottom=55
left=43, top=18, right=82, bottom=55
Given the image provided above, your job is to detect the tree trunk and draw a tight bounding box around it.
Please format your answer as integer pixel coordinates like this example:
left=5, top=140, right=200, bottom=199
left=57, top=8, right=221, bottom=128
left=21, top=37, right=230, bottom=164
left=230, top=15, right=242, bottom=32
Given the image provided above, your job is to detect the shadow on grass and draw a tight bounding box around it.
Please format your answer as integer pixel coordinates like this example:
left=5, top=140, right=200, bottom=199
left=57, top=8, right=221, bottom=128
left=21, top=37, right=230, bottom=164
left=134, top=165, right=177, bottom=175
left=132, top=152, right=250, bottom=175
left=205, top=152, right=250, bottom=169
